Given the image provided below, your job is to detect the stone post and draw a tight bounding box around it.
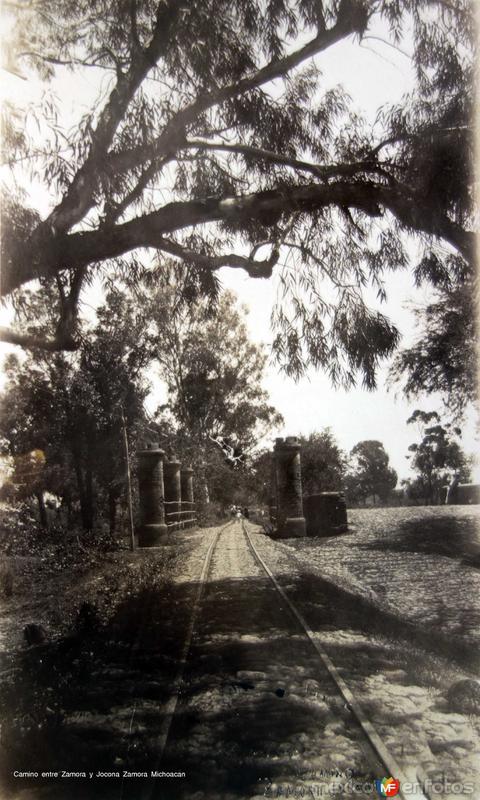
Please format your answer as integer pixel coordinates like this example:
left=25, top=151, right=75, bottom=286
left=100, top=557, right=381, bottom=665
left=137, top=443, right=167, bottom=547
left=180, top=467, right=195, bottom=529
left=274, top=436, right=306, bottom=537
left=164, top=456, right=182, bottom=532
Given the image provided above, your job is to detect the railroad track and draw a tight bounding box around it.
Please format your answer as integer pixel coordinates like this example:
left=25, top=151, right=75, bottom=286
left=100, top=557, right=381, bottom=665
left=120, top=520, right=234, bottom=800
left=130, top=517, right=432, bottom=800
left=0, top=519, right=440, bottom=800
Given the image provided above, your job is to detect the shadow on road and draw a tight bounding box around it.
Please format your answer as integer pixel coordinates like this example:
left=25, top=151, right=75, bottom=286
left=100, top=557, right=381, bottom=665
left=0, top=560, right=477, bottom=799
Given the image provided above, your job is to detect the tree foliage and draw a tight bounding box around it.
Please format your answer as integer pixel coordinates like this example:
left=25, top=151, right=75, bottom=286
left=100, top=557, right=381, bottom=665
left=390, top=255, right=478, bottom=417
left=1, top=0, right=475, bottom=388
left=146, top=270, right=283, bottom=450
left=141, top=270, right=283, bottom=507
left=0, top=258, right=283, bottom=525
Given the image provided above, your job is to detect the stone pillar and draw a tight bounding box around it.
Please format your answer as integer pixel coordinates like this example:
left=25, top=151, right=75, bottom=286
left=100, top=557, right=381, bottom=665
left=274, top=436, right=306, bottom=537
left=180, top=467, right=195, bottom=529
left=137, top=443, right=167, bottom=547
left=164, top=456, right=181, bottom=532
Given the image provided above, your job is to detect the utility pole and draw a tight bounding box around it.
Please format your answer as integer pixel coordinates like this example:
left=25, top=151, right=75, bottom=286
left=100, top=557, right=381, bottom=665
left=121, top=406, right=135, bottom=552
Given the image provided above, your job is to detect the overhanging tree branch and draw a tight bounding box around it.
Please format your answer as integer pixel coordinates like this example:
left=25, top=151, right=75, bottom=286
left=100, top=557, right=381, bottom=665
left=156, top=238, right=280, bottom=278
left=18, top=50, right=119, bottom=70
left=40, top=0, right=183, bottom=238
left=80, top=9, right=366, bottom=187
left=3, top=179, right=474, bottom=296
left=0, top=326, right=77, bottom=351
left=26, top=1, right=370, bottom=246
left=181, top=139, right=394, bottom=181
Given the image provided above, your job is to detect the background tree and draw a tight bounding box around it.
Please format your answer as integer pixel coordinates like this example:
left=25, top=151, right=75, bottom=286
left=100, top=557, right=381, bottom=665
left=0, top=345, right=77, bottom=526
left=345, top=439, right=397, bottom=506
left=71, top=293, right=152, bottom=531
left=299, top=430, right=346, bottom=497
left=3, top=449, right=50, bottom=527
left=0, top=291, right=151, bottom=531
left=1, top=0, right=475, bottom=392
left=390, top=255, right=478, bottom=419
left=245, top=449, right=274, bottom=509
left=145, top=272, right=283, bottom=503
left=100, top=269, right=284, bottom=514
left=405, top=410, right=471, bottom=505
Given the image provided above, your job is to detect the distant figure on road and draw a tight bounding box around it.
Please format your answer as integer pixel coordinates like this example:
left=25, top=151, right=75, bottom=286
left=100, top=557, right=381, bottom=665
left=243, top=507, right=250, bottom=519
left=446, top=472, right=460, bottom=505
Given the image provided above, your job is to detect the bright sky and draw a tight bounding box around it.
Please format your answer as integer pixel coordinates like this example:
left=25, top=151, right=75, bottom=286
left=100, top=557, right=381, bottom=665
left=1, top=10, right=478, bottom=483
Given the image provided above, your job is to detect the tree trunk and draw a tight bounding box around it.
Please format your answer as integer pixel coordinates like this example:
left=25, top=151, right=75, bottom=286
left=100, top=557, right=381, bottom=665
left=108, top=490, right=117, bottom=536
left=3, top=180, right=474, bottom=298
left=66, top=497, right=72, bottom=527
left=79, top=492, right=94, bottom=531
left=84, top=462, right=95, bottom=530
left=197, top=462, right=210, bottom=506
left=35, top=490, right=48, bottom=528
left=73, top=452, right=95, bottom=531
left=427, top=473, right=434, bottom=505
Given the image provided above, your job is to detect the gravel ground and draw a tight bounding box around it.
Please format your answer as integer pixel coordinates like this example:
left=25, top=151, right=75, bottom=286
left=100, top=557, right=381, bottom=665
left=0, top=524, right=224, bottom=799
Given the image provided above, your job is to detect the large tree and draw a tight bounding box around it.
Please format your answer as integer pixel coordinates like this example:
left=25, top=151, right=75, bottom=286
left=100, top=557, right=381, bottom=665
left=145, top=273, right=282, bottom=500
left=345, top=439, right=397, bottom=505
left=144, top=269, right=282, bottom=448
left=299, top=430, right=346, bottom=496
left=1, top=0, right=475, bottom=388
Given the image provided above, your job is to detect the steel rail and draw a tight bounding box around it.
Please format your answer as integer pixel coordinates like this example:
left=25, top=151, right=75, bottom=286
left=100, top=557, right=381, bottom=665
left=241, top=520, right=430, bottom=800
left=138, top=518, right=234, bottom=800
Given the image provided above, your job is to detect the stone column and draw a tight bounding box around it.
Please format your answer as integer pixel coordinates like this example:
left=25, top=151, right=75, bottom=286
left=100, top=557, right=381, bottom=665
left=137, top=443, right=167, bottom=547
left=164, top=456, right=182, bottom=532
left=274, top=436, right=306, bottom=537
left=180, top=467, right=195, bottom=529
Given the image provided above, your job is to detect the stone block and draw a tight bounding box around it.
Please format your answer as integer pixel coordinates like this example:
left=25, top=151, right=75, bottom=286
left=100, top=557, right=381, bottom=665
left=304, top=492, right=348, bottom=537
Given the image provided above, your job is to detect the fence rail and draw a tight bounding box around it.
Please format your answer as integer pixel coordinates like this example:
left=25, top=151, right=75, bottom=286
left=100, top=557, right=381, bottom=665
left=164, top=499, right=197, bottom=530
